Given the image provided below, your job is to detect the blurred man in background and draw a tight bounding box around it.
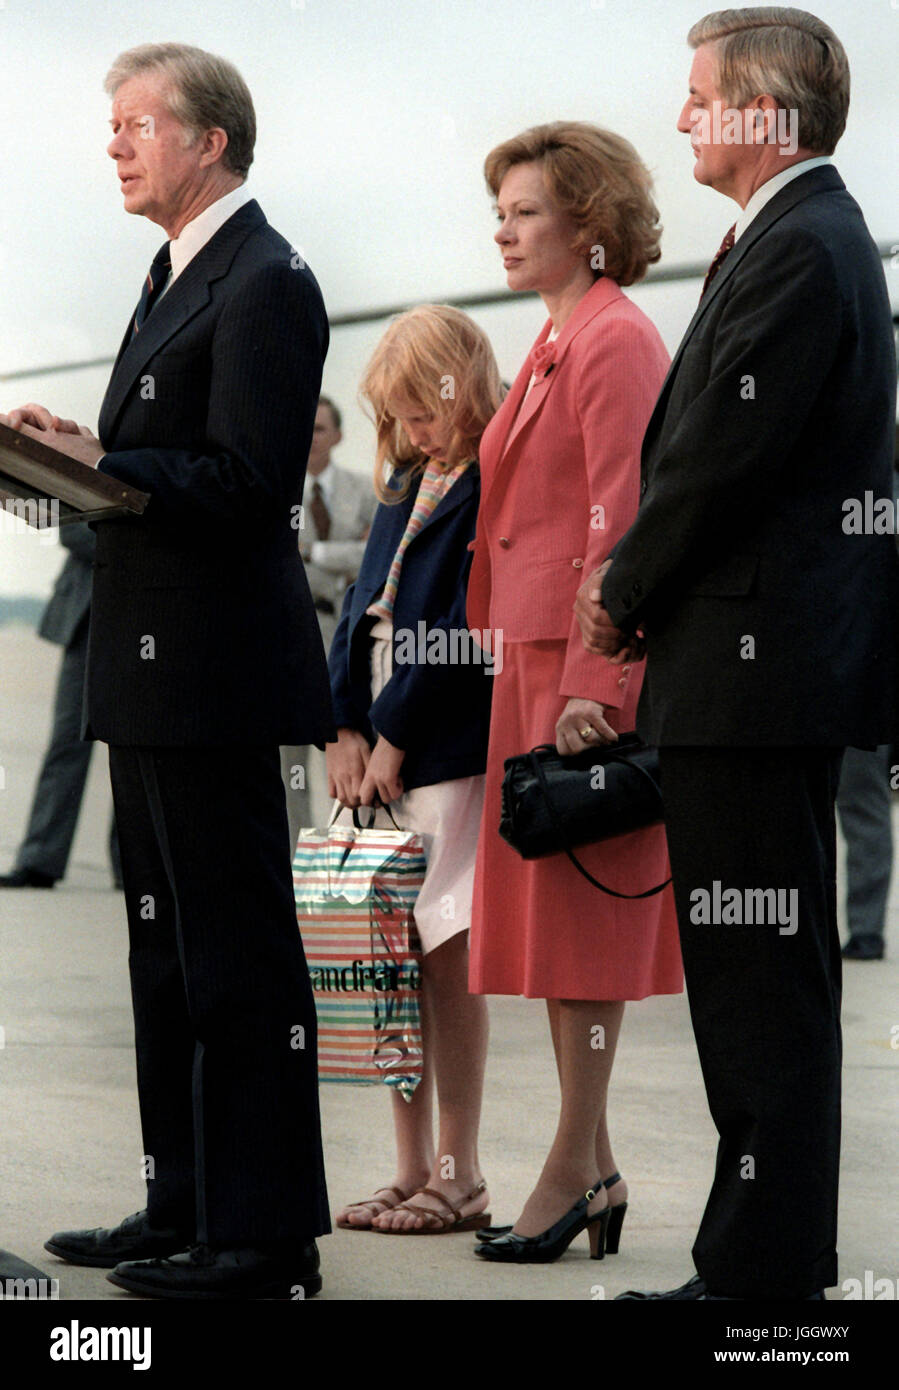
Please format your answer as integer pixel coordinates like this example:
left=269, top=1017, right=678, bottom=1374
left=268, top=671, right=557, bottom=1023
left=0, top=523, right=121, bottom=891
left=282, top=394, right=375, bottom=843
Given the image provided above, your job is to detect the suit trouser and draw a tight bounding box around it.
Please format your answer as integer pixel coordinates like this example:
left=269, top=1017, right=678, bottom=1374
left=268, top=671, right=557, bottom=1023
left=17, top=626, right=120, bottom=882
left=836, top=744, right=893, bottom=943
left=658, top=747, right=843, bottom=1298
left=108, top=745, right=330, bottom=1246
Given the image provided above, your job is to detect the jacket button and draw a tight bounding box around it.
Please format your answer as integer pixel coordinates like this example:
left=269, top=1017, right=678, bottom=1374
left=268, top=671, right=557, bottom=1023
left=498, top=536, right=511, bottom=549
left=621, top=665, right=632, bottom=675
left=617, top=677, right=627, bottom=688
left=572, top=557, right=584, bottom=569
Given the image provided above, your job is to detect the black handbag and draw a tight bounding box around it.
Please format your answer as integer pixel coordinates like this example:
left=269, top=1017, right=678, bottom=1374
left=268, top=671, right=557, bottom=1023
left=499, top=733, right=671, bottom=899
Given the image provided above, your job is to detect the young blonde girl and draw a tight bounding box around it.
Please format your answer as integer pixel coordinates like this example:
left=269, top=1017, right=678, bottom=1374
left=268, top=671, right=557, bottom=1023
left=327, top=305, right=503, bottom=1233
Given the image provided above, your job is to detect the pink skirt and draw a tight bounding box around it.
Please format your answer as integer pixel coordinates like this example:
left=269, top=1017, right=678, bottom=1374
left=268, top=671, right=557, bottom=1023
left=333, top=622, right=485, bottom=955
left=469, top=640, right=683, bottom=1001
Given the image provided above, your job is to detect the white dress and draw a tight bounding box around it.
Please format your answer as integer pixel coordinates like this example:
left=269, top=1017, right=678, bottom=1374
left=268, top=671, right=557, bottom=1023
left=334, top=618, right=486, bottom=955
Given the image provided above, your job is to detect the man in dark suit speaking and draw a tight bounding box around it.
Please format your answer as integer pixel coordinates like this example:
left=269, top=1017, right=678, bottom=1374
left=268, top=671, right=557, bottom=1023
left=576, top=8, right=899, bottom=1299
left=3, top=43, right=333, bottom=1299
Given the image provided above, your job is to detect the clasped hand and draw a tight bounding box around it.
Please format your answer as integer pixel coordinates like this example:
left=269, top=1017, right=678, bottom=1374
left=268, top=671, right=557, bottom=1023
left=573, top=558, right=646, bottom=665
left=327, top=729, right=405, bottom=808
left=0, top=402, right=104, bottom=468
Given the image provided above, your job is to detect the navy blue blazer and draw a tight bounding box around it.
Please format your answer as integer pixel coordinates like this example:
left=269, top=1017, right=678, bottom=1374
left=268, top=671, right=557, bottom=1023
left=85, top=200, right=334, bottom=748
left=329, top=463, right=493, bottom=791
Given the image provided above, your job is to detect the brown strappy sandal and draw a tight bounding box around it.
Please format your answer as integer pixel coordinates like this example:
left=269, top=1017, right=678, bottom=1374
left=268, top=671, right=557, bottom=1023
left=336, top=1185, right=413, bottom=1230
left=373, top=1180, right=491, bottom=1234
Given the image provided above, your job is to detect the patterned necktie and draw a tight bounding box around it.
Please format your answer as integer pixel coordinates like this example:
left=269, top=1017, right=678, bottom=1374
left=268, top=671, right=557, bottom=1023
left=700, top=223, right=736, bottom=299
left=132, top=242, right=171, bottom=335
left=309, top=480, right=331, bottom=541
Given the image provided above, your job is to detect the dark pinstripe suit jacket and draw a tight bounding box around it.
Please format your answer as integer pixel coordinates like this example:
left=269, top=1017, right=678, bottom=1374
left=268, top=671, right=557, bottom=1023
left=84, top=199, right=335, bottom=748
left=603, top=167, right=899, bottom=747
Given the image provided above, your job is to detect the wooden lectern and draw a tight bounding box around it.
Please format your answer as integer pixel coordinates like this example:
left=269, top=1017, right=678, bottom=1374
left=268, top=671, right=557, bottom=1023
left=0, top=421, right=149, bottom=527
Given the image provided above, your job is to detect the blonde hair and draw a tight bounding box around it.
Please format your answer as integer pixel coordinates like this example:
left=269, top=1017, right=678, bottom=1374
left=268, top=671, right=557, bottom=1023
left=688, top=8, right=850, bottom=154
left=360, top=305, right=504, bottom=504
left=484, top=122, right=661, bottom=287
left=105, top=43, right=256, bottom=177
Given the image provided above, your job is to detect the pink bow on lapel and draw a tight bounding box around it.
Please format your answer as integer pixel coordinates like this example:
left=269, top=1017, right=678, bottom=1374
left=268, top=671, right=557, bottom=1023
left=527, top=339, right=558, bottom=379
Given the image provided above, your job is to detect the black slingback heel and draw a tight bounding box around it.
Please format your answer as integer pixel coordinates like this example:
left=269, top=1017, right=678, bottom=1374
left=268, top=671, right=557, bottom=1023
left=604, top=1173, right=628, bottom=1255
left=473, top=1178, right=610, bottom=1263
left=476, top=1170, right=628, bottom=1253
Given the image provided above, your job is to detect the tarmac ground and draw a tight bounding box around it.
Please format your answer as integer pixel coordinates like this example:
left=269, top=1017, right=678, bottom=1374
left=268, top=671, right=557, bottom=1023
left=1, top=627, right=897, bottom=1302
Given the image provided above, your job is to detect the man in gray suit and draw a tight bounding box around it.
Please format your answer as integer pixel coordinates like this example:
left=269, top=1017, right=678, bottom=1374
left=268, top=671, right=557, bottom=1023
left=281, top=394, right=376, bottom=842
left=0, top=524, right=120, bottom=889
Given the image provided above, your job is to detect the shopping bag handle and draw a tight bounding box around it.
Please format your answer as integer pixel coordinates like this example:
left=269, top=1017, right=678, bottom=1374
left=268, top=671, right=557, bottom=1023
left=328, top=798, right=405, bottom=832
left=351, top=799, right=403, bottom=832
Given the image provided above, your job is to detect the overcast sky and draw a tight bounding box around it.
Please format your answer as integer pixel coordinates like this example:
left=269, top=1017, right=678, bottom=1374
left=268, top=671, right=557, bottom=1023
left=1, top=0, right=896, bottom=595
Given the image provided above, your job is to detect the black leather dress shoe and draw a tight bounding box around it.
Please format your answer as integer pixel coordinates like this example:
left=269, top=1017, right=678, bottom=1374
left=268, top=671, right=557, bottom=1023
left=0, top=868, right=55, bottom=888
left=615, top=1274, right=825, bottom=1300
left=44, top=1211, right=190, bottom=1268
left=107, top=1242, right=321, bottom=1300
left=842, top=934, right=884, bottom=961
left=616, top=1274, right=710, bottom=1300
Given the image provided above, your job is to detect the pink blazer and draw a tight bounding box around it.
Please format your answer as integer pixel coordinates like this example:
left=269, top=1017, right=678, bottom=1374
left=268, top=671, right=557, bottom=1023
left=467, top=275, right=669, bottom=716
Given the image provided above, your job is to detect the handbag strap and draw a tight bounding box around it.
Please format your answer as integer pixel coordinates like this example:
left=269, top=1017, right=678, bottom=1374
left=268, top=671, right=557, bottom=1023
left=529, top=748, right=671, bottom=900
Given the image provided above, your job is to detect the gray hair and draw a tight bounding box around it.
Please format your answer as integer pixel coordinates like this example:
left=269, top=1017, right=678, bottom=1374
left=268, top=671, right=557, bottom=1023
left=688, top=8, right=850, bottom=155
left=105, top=43, right=256, bottom=178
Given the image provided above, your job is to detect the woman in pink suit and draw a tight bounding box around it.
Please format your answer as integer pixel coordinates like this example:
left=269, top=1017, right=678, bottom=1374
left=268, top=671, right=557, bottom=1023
left=469, top=123, right=683, bottom=1264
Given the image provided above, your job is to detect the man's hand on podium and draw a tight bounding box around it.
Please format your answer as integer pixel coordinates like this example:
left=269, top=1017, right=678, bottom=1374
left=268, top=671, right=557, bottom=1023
left=1, top=403, right=104, bottom=468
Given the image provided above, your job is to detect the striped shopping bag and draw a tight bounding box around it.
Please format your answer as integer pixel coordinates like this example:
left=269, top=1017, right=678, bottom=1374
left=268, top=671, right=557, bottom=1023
left=293, top=809, right=425, bottom=1101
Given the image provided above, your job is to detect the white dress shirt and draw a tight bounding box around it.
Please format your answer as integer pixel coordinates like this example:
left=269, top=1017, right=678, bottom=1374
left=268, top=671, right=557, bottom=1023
left=167, top=182, right=255, bottom=281
left=734, top=156, right=831, bottom=242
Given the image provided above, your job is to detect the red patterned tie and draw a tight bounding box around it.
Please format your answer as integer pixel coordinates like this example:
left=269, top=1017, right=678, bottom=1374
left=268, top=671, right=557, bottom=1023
left=700, top=224, right=736, bottom=299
